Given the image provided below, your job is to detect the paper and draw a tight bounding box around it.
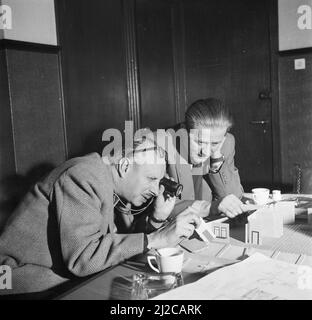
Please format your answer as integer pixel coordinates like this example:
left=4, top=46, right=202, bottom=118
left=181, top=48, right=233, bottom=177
left=152, top=253, right=312, bottom=300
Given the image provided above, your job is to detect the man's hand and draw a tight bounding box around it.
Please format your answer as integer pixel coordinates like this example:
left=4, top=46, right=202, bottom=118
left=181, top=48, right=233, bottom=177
left=147, top=208, right=201, bottom=248
left=153, top=185, right=176, bottom=221
left=190, top=200, right=211, bottom=218
left=218, top=194, right=247, bottom=218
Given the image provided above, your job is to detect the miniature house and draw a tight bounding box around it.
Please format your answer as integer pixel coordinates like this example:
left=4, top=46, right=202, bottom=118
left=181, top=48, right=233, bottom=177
left=199, top=201, right=296, bottom=246
left=245, top=206, right=283, bottom=245
left=196, top=217, right=230, bottom=242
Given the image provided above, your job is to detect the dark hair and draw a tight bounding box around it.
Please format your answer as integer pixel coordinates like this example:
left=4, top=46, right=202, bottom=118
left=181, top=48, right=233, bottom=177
left=185, top=98, right=233, bottom=130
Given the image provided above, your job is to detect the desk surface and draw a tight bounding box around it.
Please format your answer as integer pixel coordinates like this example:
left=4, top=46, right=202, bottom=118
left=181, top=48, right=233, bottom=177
left=57, top=194, right=312, bottom=300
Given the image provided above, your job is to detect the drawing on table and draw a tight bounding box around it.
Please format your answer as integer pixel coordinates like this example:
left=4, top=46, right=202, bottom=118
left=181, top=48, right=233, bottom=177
left=153, top=253, right=312, bottom=300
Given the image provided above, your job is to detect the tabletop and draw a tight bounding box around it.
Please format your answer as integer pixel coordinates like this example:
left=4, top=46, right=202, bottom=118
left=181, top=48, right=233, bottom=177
left=56, top=193, right=312, bottom=300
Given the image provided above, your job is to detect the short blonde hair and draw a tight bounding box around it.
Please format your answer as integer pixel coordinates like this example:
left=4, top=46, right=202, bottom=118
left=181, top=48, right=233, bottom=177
left=185, top=98, right=233, bottom=130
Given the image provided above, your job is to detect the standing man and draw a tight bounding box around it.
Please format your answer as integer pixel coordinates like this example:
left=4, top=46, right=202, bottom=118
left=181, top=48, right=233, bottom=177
left=0, top=136, right=200, bottom=295
left=163, top=98, right=248, bottom=218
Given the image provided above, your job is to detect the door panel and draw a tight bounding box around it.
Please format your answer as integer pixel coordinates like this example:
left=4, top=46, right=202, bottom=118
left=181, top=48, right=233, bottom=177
left=182, top=0, right=273, bottom=189
left=58, top=0, right=129, bottom=157
left=6, top=49, right=66, bottom=174
left=136, top=0, right=177, bottom=130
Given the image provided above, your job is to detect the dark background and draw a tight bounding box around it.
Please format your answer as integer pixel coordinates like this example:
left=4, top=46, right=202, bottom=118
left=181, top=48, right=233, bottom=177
left=0, top=0, right=312, bottom=230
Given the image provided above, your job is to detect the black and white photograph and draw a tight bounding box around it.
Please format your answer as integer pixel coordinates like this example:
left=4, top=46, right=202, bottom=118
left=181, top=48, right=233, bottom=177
left=0, top=0, right=312, bottom=302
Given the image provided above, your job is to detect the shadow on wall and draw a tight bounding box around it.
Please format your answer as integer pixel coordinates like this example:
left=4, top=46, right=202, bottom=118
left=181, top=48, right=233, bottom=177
left=68, top=129, right=111, bottom=159
left=0, top=163, right=55, bottom=232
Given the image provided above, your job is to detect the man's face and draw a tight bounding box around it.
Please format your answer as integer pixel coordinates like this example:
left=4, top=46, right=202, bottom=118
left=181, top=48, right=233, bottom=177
left=189, top=126, right=227, bottom=165
left=123, top=153, right=166, bottom=206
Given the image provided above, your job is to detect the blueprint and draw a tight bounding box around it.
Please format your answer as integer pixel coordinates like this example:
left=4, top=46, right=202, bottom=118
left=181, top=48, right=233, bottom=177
left=153, top=253, right=312, bottom=300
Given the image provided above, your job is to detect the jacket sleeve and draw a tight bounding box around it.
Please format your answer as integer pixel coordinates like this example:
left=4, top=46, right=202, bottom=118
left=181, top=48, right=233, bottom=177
left=205, top=134, right=244, bottom=200
left=52, top=167, right=145, bottom=277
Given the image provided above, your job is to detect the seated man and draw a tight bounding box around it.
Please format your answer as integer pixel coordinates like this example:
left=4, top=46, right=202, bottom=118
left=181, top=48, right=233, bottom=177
left=163, top=98, right=248, bottom=219
left=0, top=136, right=200, bottom=295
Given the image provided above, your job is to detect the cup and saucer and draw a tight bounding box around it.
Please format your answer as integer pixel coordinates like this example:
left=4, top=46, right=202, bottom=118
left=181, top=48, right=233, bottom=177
left=251, top=188, right=282, bottom=206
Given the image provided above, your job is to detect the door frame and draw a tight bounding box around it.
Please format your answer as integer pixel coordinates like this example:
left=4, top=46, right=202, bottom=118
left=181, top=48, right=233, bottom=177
left=269, top=0, right=282, bottom=188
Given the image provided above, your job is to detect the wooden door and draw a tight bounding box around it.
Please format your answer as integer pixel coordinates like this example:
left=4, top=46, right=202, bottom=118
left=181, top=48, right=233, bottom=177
left=181, top=0, right=273, bottom=189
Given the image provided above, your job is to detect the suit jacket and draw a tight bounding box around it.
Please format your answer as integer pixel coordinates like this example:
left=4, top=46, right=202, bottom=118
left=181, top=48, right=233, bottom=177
left=0, top=153, right=145, bottom=294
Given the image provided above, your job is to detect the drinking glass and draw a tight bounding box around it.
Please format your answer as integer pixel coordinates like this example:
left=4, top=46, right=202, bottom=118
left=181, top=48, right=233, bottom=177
left=131, top=272, right=183, bottom=300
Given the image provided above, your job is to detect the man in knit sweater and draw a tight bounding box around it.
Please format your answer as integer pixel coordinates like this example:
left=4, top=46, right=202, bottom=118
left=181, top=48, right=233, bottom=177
left=0, top=137, right=200, bottom=295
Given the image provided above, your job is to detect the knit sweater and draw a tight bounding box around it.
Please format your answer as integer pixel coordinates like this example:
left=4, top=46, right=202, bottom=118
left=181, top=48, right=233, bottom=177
left=0, top=153, right=144, bottom=294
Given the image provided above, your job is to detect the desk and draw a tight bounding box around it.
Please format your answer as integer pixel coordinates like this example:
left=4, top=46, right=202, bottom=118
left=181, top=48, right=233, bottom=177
left=57, top=194, right=312, bottom=300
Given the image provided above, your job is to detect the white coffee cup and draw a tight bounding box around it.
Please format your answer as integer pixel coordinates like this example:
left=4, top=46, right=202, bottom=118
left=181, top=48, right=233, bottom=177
left=147, top=248, right=184, bottom=274
left=251, top=188, right=270, bottom=205
left=272, top=190, right=282, bottom=202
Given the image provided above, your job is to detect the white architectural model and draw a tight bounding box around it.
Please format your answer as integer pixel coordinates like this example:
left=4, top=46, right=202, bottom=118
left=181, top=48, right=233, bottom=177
left=196, top=201, right=297, bottom=246
left=246, top=201, right=296, bottom=245
left=195, top=217, right=230, bottom=242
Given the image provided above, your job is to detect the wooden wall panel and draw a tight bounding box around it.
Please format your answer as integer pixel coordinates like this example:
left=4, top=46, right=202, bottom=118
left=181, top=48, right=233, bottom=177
left=0, top=48, right=15, bottom=179
left=0, top=47, right=16, bottom=229
left=136, top=0, right=177, bottom=130
left=1, top=0, right=309, bottom=209
left=57, top=0, right=129, bottom=157
left=182, top=0, right=231, bottom=107
left=279, top=51, right=312, bottom=185
left=6, top=48, right=66, bottom=175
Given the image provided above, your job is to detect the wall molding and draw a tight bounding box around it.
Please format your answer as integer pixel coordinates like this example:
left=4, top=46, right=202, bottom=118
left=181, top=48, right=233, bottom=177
left=170, top=1, right=187, bottom=124
left=123, top=0, right=141, bottom=131
left=0, top=39, right=60, bottom=52
left=54, top=0, right=68, bottom=160
left=269, top=0, right=282, bottom=186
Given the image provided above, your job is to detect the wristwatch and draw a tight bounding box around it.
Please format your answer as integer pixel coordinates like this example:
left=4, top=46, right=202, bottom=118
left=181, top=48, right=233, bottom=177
left=210, top=155, right=225, bottom=163
left=149, top=215, right=168, bottom=224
